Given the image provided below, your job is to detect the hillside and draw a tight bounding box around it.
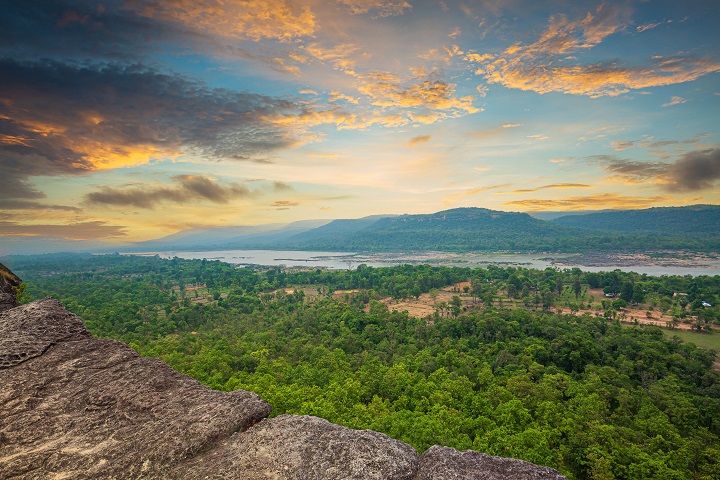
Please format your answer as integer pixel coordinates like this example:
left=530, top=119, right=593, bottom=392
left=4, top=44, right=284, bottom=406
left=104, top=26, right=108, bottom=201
left=277, top=206, right=720, bottom=252
left=552, top=205, right=720, bottom=234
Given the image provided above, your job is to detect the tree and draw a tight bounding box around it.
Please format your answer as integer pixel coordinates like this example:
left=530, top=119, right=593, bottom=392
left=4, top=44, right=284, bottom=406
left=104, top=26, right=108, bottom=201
left=573, top=277, right=582, bottom=299
left=451, top=295, right=462, bottom=318
left=14, top=282, right=31, bottom=303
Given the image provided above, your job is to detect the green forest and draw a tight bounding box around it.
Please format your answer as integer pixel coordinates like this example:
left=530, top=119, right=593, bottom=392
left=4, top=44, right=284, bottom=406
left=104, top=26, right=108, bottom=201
left=6, top=253, right=720, bottom=480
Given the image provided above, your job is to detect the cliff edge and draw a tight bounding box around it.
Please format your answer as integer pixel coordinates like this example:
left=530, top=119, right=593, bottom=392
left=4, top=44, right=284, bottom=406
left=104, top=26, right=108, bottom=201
left=0, top=264, right=566, bottom=479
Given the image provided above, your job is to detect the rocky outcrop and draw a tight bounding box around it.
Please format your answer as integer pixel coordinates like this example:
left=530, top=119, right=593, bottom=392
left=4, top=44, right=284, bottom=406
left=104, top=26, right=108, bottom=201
left=0, top=263, right=566, bottom=480
left=416, top=446, right=566, bottom=480
left=0, top=262, right=21, bottom=312
left=168, top=414, right=419, bottom=480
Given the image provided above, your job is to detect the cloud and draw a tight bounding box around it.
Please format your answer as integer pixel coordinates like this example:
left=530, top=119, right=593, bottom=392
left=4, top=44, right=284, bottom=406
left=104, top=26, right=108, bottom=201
left=356, top=72, right=480, bottom=121
left=527, top=134, right=549, bottom=140
left=661, top=96, right=687, bottom=107
left=0, top=200, right=81, bottom=212
left=471, top=5, right=720, bottom=97
left=0, top=221, right=127, bottom=239
left=127, top=0, right=316, bottom=43
left=474, top=166, right=491, bottom=171
left=465, top=53, right=494, bottom=63
left=408, top=135, right=431, bottom=146
left=502, top=123, right=523, bottom=129
left=84, top=175, right=254, bottom=209
left=273, top=181, right=293, bottom=191
left=304, top=43, right=361, bottom=72
left=636, top=20, right=672, bottom=33
left=667, top=149, right=720, bottom=192
left=592, top=149, right=720, bottom=191
left=449, top=27, right=462, bottom=39
left=271, top=69, right=482, bottom=130
left=337, top=0, right=412, bottom=16
left=330, top=91, right=360, bottom=104
left=611, top=140, right=635, bottom=151
left=271, top=200, right=300, bottom=208
left=0, top=59, right=312, bottom=196
left=504, top=193, right=671, bottom=211
left=499, top=183, right=591, bottom=194
left=610, top=135, right=705, bottom=152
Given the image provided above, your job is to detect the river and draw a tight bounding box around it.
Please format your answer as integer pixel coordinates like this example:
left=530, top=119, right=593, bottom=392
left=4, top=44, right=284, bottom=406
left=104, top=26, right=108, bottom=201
left=126, top=250, right=720, bottom=276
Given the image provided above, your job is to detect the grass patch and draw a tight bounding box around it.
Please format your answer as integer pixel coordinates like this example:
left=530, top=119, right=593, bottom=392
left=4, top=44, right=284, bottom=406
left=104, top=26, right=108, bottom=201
left=663, top=329, right=720, bottom=351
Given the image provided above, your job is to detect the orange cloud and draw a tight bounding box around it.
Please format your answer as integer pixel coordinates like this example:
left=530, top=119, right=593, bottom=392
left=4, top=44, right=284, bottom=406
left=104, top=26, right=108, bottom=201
left=304, top=43, right=361, bottom=72
left=407, top=135, right=431, bottom=147
left=0, top=133, right=33, bottom=147
left=128, top=0, right=316, bottom=43
left=357, top=74, right=479, bottom=121
left=470, top=5, right=720, bottom=97
left=504, top=193, right=671, bottom=211
left=330, top=91, right=360, bottom=104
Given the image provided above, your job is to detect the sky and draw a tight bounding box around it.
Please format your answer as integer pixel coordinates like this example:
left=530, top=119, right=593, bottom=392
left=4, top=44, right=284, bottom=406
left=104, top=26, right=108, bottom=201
left=0, top=0, right=719, bottom=248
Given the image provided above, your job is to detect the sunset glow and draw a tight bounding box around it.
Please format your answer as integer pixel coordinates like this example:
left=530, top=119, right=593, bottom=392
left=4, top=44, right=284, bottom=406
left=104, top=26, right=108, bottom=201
left=0, top=0, right=718, bottom=246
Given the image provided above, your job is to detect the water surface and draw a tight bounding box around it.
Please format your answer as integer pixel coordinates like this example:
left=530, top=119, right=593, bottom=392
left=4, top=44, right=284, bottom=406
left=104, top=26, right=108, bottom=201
left=127, top=250, right=720, bottom=276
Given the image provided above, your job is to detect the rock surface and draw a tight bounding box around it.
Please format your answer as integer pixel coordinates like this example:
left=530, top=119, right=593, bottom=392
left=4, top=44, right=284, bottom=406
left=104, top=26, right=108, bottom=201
left=0, top=262, right=21, bottom=312
left=0, top=263, right=566, bottom=479
left=169, top=414, right=419, bottom=480
left=417, top=446, right=566, bottom=480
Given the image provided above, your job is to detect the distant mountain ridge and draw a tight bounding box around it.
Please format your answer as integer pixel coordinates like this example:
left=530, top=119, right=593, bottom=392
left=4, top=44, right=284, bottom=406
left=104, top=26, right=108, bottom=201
left=551, top=205, right=720, bottom=234
left=4, top=205, right=718, bottom=255
left=269, top=205, right=720, bottom=253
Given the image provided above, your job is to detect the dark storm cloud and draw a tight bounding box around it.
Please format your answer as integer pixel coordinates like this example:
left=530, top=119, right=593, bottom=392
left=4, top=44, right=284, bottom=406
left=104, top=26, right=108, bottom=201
left=590, top=149, right=720, bottom=191
left=0, top=59, right=302, bottom=186
left=666, top=149, right=720, bottom=192
left=84, top=175, right=254, bottom=209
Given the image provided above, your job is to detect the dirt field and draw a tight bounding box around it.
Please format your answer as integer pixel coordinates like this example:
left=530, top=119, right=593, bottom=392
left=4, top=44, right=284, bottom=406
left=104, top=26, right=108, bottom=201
left=379, top=283, right=476, bottom=318
left=380, top=282, right=709, bottom=332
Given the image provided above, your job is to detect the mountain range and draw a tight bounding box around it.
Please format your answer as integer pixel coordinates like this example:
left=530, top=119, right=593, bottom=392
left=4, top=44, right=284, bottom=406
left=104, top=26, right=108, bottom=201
left=3, top=205, right=719, bottom=255
left=124, top=204, right=720, bottom=254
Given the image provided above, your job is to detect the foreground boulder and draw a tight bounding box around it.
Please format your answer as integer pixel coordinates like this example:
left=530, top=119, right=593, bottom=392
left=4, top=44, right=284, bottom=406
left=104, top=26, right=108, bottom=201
left=0, top=263, right=565, bottom=479
left=417, top=446, right=567, bottom=480
left=0, top=299, right=271, bottom=479
left=169, top=414, right=419, bottom=479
